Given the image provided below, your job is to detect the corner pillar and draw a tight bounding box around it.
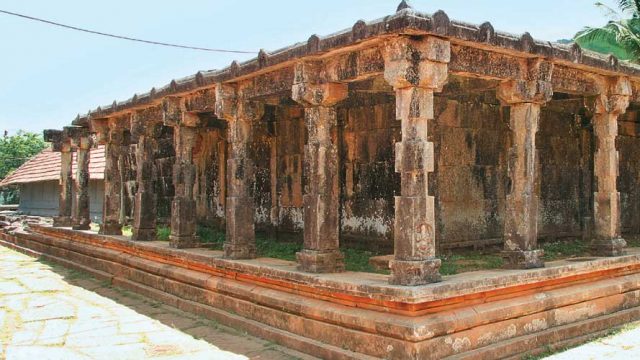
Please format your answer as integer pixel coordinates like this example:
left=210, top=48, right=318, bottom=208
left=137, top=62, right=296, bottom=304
left=497, top=66, right=553, bottom=269
left=591, top=77, right=631, bottom=256
left=383, top=36, right=449, bottom=285
left=292, top=63, right=348, bottom=273
left=216, top=84, right=262, bottom=259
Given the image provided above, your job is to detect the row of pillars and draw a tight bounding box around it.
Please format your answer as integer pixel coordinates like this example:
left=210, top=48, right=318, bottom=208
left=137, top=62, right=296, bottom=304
left=50, top=36, right=633, bottom=286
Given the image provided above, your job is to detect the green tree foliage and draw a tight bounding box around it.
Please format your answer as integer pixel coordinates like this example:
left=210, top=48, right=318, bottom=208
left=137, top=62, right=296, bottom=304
left=574, top=1, right=640, bottom=62
left=0, top=131, right=47, bottom=204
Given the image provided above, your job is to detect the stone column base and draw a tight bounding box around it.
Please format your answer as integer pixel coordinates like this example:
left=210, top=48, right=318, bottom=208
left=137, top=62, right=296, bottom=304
left=223, top=242, right=256, bottom=260
left=72, top=220, right=91, bottom=231
left=132, top=228, right=156, bottom=241
left=170, top=236, right=201, bottom=249
left=99, top=222, right=122, bottom=236
left=53, top=216, right=72, bottom=227
left=389, top=258, right=442, bottom=286
left=501, top=249, right=545, bottom=269
left=591, top=238, right=627, bottom=257
left=296, top=249, right=345, bottom=273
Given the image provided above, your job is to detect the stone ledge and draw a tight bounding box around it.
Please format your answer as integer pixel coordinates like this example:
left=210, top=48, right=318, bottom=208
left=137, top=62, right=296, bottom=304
left=28, top=224, right=640, bottom=311
left=5, top=229, right=640, bottom=359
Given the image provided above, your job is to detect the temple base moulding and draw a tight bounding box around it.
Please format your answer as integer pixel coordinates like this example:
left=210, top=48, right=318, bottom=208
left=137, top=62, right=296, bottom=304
left=4, top=223, right=640, bottom=359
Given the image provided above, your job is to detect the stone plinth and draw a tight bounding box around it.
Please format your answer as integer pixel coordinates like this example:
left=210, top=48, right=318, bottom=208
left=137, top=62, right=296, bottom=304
left=10, top=224, right=640, bottom=360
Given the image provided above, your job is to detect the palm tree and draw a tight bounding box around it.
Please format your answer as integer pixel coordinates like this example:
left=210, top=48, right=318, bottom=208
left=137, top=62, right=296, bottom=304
left=574, top=1, right=640, bottom=62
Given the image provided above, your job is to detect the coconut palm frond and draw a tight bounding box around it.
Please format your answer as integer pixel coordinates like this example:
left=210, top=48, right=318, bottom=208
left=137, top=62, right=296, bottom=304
left=616, top=0, right=640, bottom=17
left=575, top=24, right=639, bottom=60
left=597, top=2, right=622, bottom=20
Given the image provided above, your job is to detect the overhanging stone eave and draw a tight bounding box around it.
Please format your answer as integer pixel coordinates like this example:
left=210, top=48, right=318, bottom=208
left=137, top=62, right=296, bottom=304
left=67, top=9, right=640, bottom=128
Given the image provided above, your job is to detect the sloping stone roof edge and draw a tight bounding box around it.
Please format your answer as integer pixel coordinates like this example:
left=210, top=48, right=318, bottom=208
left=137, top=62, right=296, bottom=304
left=72, top=7, right=640, bottom=126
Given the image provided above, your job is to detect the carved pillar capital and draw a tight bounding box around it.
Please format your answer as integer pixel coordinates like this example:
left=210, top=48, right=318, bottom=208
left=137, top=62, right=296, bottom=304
left=498, top=58, right=554, bottom=106
left=383, top=36, right=450, bottom=90
left=497, top=79, right=553, bottom=105
left=291, top=62, right=348, bottom=107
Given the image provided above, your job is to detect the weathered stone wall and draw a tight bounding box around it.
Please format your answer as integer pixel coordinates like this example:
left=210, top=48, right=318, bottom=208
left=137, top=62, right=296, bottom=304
left=153, top=126, right=175, bottom=224
left=619, top=110, right=640, bottom=236
left=537, top=100, right=591, bottom=241
left=432, top=82, right=506, bottom=250
left=339, top=93, right=399, bottom=250
left=193, top=129, right=226, bottom=227
left=273, top=105, right=306, bottom=234
left=253, top=105, right=276, bottom=232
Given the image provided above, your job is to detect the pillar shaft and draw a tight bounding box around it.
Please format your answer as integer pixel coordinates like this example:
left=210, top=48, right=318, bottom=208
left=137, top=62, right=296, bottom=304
left=100, top=139, right=123, bottom=235
left=297, top=106, right=344, bottom=272
left=591, top=80, right=631, bottom=256
left=132, top=135, right=157, bottom=240
left=223, top=98, right=260, bottom=259
left=390, top=87, right=441, bottom=284
left=497, top=76, right=552, bottom=269
left=170, top=126, right=199, bottom=248
left=383, top=36, right=450, bottom=285
left=72, top=137, right=92, bottom=230
left=502, top=103, right=543, bottom=267
left=54, top=144, right=73, bottom=227
left=291, top=66, right=348, bottom=273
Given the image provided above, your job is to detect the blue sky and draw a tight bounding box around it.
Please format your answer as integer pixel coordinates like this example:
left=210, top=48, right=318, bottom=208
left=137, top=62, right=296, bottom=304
left=0, top=0, right=618, bottom=134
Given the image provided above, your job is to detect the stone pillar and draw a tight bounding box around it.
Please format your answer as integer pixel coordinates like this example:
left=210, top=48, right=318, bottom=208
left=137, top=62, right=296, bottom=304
left=131, top=112, right=158, bottom=241
left=497, top=75, right=552, bottom=269
left=100, top=129, right=124, bottom=235
left=383, top=37, right=449, bottom=285
left=170, top=125, right=199, bottom=248
left=591, top=77, right=631, bottom=256
left=163, top=97, right=201, bottom=248
left=55, top=142, right=73, bottom=227
left=71, top=131, right=92, bottom=230
left=216, top=84, right=262, bottom=259
left=292, top=65, right=348, bottom=273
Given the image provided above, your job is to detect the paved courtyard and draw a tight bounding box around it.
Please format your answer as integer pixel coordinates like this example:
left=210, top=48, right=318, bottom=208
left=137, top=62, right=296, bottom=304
left=0, top=245, right=312, bottom=360
left=545, top=322, right=640, bottom=360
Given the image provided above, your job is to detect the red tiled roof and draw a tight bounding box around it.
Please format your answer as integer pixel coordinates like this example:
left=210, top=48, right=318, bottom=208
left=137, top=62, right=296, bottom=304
left=0, top=146, right=106, bottom=187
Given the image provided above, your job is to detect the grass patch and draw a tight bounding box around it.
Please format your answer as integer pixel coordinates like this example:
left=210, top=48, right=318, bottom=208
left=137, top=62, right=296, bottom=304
left=197, top=226, right=225, bottom=249
left=542, top=239, right=589, bottom=261
left=342, top=248, right=385, bottom=273
left=122, top=225, right=132, bottom=237
left=156, top=225, right=171, bottom=241
left=256, top=234, right=301, bottom=261
left=439, top=253, right=504, bottom=276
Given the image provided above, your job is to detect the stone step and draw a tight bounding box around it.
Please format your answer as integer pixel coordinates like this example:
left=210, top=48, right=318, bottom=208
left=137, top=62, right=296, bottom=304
left=5, top=227, right=640, bottom=359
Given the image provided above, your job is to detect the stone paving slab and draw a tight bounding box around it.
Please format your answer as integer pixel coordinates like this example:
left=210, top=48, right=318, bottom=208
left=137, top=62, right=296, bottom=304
left=545, top=322, right=640, bottom=360
left=0, top=245, right=314, bottom=360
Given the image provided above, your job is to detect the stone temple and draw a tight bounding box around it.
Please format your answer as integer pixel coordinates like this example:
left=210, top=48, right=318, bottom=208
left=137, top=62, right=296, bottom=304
left=4, top=2, right=640, bottom=358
